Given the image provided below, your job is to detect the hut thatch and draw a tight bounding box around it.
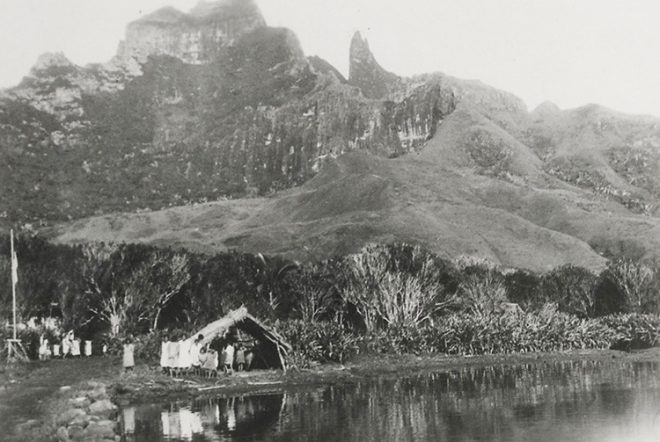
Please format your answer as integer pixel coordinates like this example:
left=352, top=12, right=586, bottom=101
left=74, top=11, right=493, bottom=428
left=189, top=306, right=292, bottom=371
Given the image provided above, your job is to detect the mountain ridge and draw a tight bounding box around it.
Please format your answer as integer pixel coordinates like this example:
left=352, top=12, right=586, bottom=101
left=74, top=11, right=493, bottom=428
left=3, top=0, right=660, bottom=269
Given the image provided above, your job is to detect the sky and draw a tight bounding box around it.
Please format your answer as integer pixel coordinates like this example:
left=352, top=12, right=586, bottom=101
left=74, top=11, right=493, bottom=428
left=1, top=0, right=659, bottom=116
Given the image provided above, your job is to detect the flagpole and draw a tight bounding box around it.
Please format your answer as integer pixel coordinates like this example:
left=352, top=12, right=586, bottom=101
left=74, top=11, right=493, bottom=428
left=10, top=228, right=16, bottom=340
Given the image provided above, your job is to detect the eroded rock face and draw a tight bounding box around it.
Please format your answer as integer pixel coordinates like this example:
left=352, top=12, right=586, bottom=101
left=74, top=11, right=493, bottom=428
left=2, top=0, right=660, bottom=233
left=0, top=6, right=457, bottom=224
left=117, top=0, right=266, bottom=64
left=348, top=31, right=401, bottom=99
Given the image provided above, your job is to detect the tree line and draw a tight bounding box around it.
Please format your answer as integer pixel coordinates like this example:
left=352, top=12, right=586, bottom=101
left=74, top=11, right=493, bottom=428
left=1, top=237, right=659, bottom=361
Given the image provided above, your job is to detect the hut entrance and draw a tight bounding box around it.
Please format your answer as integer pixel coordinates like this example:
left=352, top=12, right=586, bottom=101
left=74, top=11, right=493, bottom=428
left=189, top=307, right=291, bottom=371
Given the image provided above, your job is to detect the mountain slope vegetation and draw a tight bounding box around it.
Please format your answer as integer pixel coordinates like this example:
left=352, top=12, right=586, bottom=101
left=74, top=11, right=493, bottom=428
left=2, top=0, right=659, bottom=270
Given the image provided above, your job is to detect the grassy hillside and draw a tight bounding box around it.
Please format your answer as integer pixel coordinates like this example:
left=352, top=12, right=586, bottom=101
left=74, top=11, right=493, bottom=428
left=48, top=128, right=660, bottom=272
left=5, top=2, right=660, bottom=271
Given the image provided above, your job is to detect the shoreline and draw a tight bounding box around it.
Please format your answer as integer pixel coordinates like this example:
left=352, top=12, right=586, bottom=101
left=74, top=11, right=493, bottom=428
left=113, top=347, right=660, bottom=404
left=5, top=348, right=660, bottom=441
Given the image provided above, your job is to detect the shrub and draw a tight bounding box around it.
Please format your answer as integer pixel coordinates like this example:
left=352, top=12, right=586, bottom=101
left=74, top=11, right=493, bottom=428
left=599, top=314, right=660, bottom=350
left=277, top=319, right=361, bottom=367
left=342, top=244, right=451, bottom=331
left=456, top=270, right=508, bottom=315
left=539, top=265, right=598, bottom=318
left=600, top=259, right=658, bottom=314
left=504, top=269, right=542, bottom=312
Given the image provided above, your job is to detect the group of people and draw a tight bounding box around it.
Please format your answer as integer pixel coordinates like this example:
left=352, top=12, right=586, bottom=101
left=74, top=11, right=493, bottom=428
left=37, top=330, right=99, bottom=360
left=157, top=333, right=251, bottom=378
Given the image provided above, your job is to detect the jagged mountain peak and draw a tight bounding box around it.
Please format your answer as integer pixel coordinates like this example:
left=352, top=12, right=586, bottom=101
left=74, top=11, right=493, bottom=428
left=349, top=31, right=370, bottom=57
left=4, top=2, right=660, bottom=269
left=120, top=0, right=266, bottom=63
left=133, top=6, right=188, bottom=24
left=31, top=52, right=75, bottom=72
left=189, top=0, right=264, bottom=22
left=348, top=31, right=399, bottom=99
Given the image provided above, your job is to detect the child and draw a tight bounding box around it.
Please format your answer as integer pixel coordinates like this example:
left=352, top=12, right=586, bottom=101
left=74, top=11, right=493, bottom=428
left=71, top=338, right=81, bottom=358
left=190, top=334, right=204, bottom=376
left=203, top=348, right=218, bottom=378
left=167, top=335, right=179, bottom=377
left=62, top=331, right=73, bottom=358
left=38, top=335, right=49, bottom=360
left=177, top=336, right=192, bottom=377
left=123, top=336, right=135, bottom=372
left=160, top=333, right=170, bottom=375
left=235, top=345, right=245, bottom=371
left=224, top=342, right=235, bottom=374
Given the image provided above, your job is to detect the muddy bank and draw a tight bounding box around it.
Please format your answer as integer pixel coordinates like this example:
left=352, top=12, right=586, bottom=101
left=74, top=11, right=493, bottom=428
left=4, top=349, right=660, bottom=441
left=112, top=348, right=660, bottom=404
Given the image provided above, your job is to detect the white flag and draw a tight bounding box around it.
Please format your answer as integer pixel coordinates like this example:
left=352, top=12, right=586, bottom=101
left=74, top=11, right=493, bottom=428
left=11, top=247, right=18, bottom=286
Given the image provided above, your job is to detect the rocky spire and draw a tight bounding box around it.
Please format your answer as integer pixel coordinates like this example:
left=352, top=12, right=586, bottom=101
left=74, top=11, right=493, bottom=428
left=348, top=31, right=399, bottom=99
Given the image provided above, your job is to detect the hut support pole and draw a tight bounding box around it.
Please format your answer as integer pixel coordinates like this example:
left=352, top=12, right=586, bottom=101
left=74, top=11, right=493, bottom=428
left=276, top=345, right=287, bottom=373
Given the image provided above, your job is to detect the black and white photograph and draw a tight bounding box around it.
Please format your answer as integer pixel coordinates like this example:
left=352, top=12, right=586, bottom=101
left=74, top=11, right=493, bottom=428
left=1, top=0, right=660, bottom=441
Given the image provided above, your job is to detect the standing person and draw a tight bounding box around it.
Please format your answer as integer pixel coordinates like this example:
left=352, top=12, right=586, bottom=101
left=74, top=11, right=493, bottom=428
left=235, top=345, right=245, bottom=371
left=123, top=335, right=135, bottom=373
left=38, top=335, right=48, bottom=360
left=62, top=331, right=74, bottom=358
left=84, top=340, right=92, bottom=357
left=224, top=341, right=235, bottom=374
left=177, top=336, right=192, bottom=376
left=160, top=333, right=170, bottom=375
left=71, top=337, right=81, bottom=358
left=203, top=348, right=218, bottom=378
left=167, top=334, right=179, bottom=377
left=190, top=334, right=204, bottom=376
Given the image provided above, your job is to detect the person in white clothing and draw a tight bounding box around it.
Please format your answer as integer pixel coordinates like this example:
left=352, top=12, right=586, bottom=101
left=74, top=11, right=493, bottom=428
left=62, top=331, right=74, bottom=358
left=167, top=337, right=179, bottom=377
left=71, top=338, right=81, bottom=357
left=177, top=338, right=192, bottom=376
left=189, top=334, right=204, bottom=376
left=160, top=333, right=170, bottom=374
left=223, top=342, right=235, bottom=374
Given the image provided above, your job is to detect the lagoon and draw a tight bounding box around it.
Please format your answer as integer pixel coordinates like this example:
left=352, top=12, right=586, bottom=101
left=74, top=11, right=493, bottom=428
left=121, top=360, right=660, bottom=442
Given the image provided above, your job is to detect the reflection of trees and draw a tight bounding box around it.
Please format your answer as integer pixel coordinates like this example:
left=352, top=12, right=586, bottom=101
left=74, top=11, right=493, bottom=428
left=124, top=361, right=660, bottom=441
left=266, top=361, right=660, bottom=442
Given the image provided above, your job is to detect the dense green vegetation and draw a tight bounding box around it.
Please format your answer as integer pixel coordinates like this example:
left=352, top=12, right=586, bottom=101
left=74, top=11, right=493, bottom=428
left=1, top=236, right=659, bottom=364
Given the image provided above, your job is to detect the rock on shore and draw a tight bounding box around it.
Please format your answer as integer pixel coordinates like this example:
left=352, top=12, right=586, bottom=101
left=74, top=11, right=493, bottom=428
left=54, top=382, right=120, bottom=442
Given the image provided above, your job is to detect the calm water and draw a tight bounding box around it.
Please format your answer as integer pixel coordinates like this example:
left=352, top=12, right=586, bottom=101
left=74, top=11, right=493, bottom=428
left=121, top=361, right=660, bottom=442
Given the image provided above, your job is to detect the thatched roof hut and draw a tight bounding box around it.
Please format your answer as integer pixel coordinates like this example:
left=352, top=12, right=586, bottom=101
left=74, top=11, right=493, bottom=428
left=189, top=306, right=292, bottom=371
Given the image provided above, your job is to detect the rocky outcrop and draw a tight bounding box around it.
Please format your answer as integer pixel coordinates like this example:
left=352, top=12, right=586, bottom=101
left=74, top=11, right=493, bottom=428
left=0, top=14, right=457, bottom=224
left=53, top=382, right=119, bottom=442
left=117, top=0, right=266, bottom=64
left=2, top=0, right=660, bottom=239
left=348, top=31, right=400, bottom=99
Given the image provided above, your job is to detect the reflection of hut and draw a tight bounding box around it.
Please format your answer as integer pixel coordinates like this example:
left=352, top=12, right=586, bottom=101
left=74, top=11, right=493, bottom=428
left=189, top=307, right=291, bottom=371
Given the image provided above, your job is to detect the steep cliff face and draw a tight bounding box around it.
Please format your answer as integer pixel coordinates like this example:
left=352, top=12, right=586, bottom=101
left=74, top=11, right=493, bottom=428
left=0, top=3, right=457, bottom=224
left=3, top=0, right=660, bottom=271
left=117, top=0, right=266, bottom=64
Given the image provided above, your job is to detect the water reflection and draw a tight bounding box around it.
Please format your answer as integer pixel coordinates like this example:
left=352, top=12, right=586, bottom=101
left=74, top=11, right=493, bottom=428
left=121, top=361, right=660, bottom=441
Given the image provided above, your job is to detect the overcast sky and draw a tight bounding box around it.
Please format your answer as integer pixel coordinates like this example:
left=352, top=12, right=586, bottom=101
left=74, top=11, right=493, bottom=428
left=1, top=0, right=659, bottom=116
